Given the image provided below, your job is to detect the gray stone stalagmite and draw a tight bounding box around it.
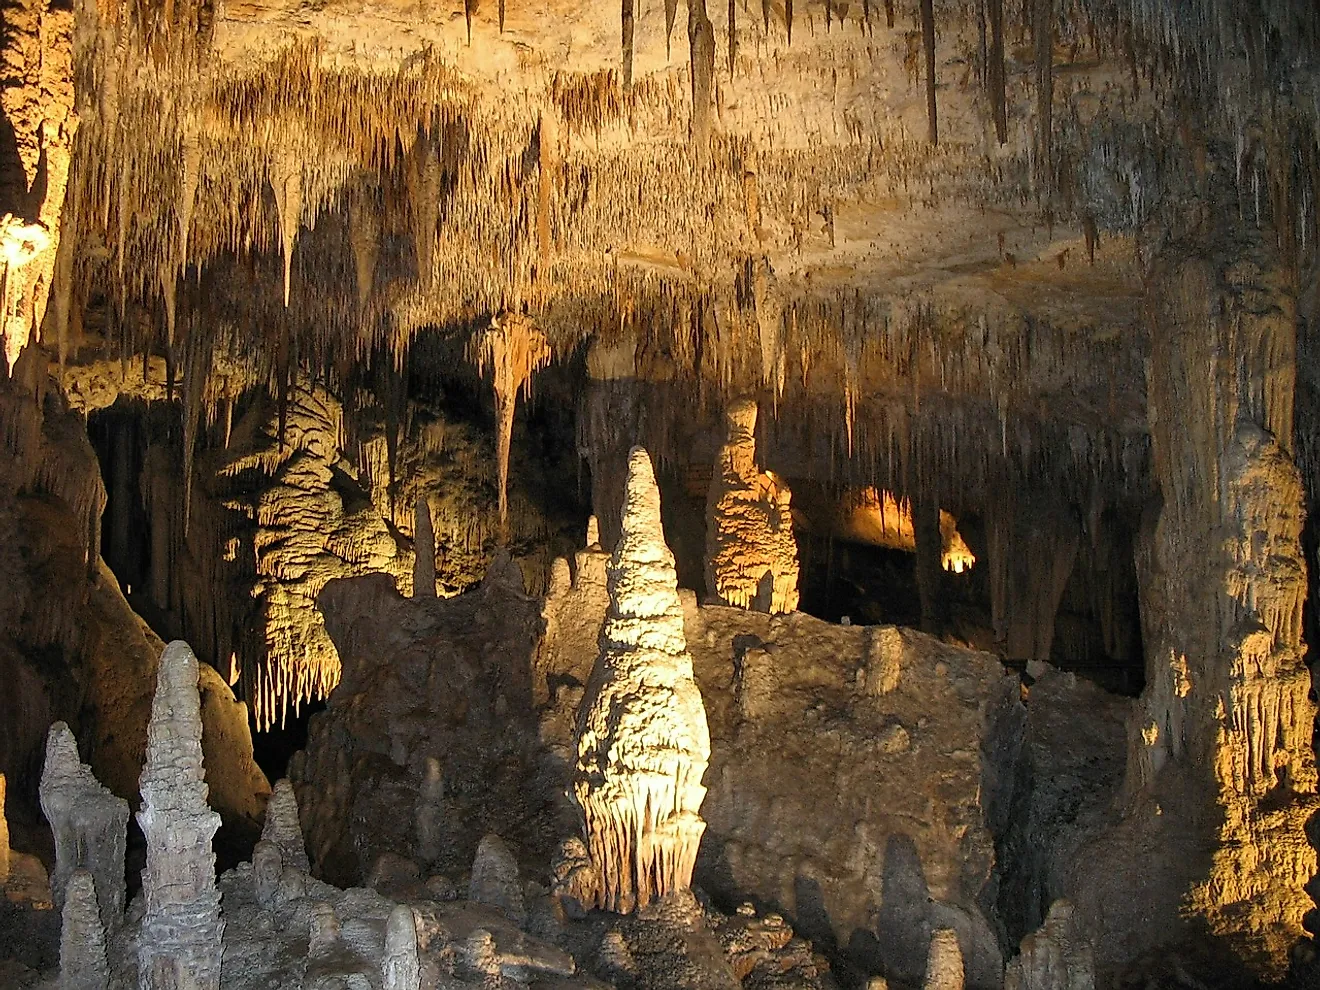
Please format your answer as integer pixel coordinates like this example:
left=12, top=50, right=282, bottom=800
left=60, top=868, right=109, bottom=990
left=468, top=833, right=524, bottom=922
left=136, top=641, right=224, bottom=990
left=262, top=777, right=309, bottom=873
left=382, top=903, right=422, bottom=990
left=38, top=721, right=129, bottom=931
left=571, top=446, right=712, bottom=913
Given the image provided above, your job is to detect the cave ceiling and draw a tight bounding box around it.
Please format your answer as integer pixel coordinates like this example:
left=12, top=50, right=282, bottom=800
left=4, top=0, right=1319, bottom=496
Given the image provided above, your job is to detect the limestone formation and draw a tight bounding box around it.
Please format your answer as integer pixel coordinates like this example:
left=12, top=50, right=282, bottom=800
left=0, top=772, right=8, bottom=884
left=38, top=722, right=129, bottom=930
left=468, top=833, right=524, bottom=923
left=1004, top=901, right=1095, bottom=990
left=469, top=313, right=552, bottom=539
left=136, top=641, right=224, bottom=990
left=262, top=778, right=310, bottom=873
left=704, top=399, right=799, bottom=614
left=836, top=488, right=976, bottom=575
left=572, top=446, right=711, bottom=913
left=252, top=840, right=282, bottom=909
left=382, top=904, right=421, bottom=990
left=923, top=928, right=964, bottom=990
left=60, top=869, right=109, bottom=990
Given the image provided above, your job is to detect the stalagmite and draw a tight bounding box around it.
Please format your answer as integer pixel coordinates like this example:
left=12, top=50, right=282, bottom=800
left=382, top=904, right=421, bottom=990
left=704, top=399, right=799, bottom=614
left=470, top=313, right=552, bottom=539
left=60, top=869, right=109, bottom=990
left=923, top=928, right=964, bottom=990
left=262, top=778, right=309, bottom=873
left=416, top=757, right=444, bottom=862
left=572, top=447, right=711, bottom=914
left=414, top=497, right=436, bottom=598
left=38, top=722, right=129, bottom=931
left=1004, top=901, right=1095, bottom=990
left=137, top=641, right=224, bottom=990
left=469, top=833, right=525, bottom=922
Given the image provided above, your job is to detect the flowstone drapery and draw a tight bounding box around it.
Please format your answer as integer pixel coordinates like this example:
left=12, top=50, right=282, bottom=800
left=572, top=446, right=711, bottom=913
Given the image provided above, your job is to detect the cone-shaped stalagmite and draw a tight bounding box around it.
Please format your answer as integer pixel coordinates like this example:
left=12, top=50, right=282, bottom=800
left=470, top=312, right=552, bottom=540
left=572, top=447, right=711, bottom=914
left=137, top=641, right=224, bottom=990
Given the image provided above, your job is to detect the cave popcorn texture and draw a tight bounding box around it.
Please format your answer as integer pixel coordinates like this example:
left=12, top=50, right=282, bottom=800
left=573, top=446, right=712, bottom=914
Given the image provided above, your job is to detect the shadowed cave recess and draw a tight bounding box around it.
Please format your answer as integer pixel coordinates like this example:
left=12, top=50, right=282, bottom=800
left=3, top=1, right=1320, bottom=989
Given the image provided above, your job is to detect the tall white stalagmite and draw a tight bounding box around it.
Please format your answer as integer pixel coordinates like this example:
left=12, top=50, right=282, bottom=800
left=38, top=722, right=129, bottom=931
left=137, top=641, right=224, bottom=990
left=705, top=399, right=800, bottom=614
left=572, top=446, right=711, bottom=913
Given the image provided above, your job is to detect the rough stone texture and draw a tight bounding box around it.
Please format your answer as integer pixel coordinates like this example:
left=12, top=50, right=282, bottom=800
left=292, top=567, right=559, bottom=889
left=58, top=869, right=107, bottom=990
left=572, top=447, right=712, bottom=914
left=704, top=399, right=799, bottom=614
left=37, top=722, right=128, bottom=932
left=1003, top=901, right=1095, bottom=990
left=923, top=928, right=964, bottom=990
left=136, top=641, right=224, bottom=990
left=261, top=778, right=310, bottom=874
left=1065, top=245, right=1320, bottom=979
left=468, top=834, right=525, bottom=924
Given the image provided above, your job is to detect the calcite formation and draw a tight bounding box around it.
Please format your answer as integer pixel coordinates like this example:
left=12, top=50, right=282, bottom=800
left=59, top=869, right=109, bottom=990
left=37, top=722, right=129, bottom=931
left=572, top=446, right=711, bottom=913
left=136, top=641, right=224, bottom=990
left=922, top=929, right=964, bottom=990
left=704, top=399, right=799, bottom=614
left=468, top=834, right=524, bottom=923
left=469, top=313, right=552, bottom=539
left=261, top=777, right=310, bottom=874
left=836, top=488, right=976, bottom=575
left=0, top=772, right=8, bottom=884
left=1003, top=901, right=1095, bottom=990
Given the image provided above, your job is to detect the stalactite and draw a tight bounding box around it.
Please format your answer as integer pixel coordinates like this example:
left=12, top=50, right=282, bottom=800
left=761, top=0, right=770, bottom=34
left=728, top=0, right=737, bottom=75
left=1033, top=0, right=1053, bottom=197
left=884, top=0, right=894, bottom=29
left=469, top=313, right=552, bottom=539
left=689, top=0, right=716, bottom=146
left=271, top=154, right=303, bottom=308
left=786, top=0, right=794, bottom=44
left=988, top=0, right=1007, bottom=145
left=921, top=0, right=938, bottom=145
left=666, top=0, right=678, bottom=58
left=622, top=0, right=635, bottom=89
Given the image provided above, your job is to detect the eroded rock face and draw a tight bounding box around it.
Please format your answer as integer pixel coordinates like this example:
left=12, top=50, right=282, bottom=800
left=704, top=399, right=799, bottom=614
left=1003, top=900, right=1095, bottom=990
left=572, top=446, right=712, bottom=914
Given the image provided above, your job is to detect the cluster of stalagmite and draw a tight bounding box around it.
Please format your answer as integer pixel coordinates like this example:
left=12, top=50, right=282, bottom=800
left=38, top=722, right=129, bottom=930
left=572, top=446, right=711, bottom=913
left=136, top=641, right=224, bottom=990
left=704, top=399, right=799, bottom=613
left=60, top=869, right=110, bottom=990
